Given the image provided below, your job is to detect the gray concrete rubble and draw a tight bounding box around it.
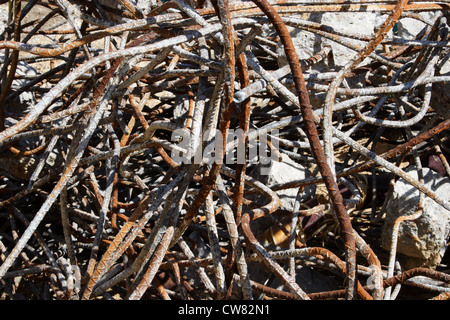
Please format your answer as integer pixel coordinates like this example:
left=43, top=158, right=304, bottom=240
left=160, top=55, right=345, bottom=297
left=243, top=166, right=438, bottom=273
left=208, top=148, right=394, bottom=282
left=277, top=11, right=439, bottom=71
left=250, top=153, right=316, bottom=212
left=382, top=167, right=450, bottom=269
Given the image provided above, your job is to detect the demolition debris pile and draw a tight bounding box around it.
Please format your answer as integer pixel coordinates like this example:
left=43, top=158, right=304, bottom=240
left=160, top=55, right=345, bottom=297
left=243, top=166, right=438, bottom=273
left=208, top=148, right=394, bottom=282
left=0, top=0, right=449, bottom=300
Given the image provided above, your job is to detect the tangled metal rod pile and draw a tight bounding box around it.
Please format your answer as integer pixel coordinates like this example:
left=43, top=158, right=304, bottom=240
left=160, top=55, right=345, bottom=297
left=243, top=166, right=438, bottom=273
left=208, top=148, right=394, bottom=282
left=0, top=0, right=450, bottom=300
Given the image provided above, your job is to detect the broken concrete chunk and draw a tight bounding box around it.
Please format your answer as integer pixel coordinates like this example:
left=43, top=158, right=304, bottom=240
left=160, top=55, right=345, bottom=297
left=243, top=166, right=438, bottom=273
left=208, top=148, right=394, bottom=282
left=382, top=167, right=450, bottom=269
left=250, top=154, right=315, bottom=212
left=0, top=6, right=6, bottom=35
left=396, top=12, right=436, bottom=40
left=277, top=12, right=380, bottom=71
left=277, top=12, right=439, bottom=71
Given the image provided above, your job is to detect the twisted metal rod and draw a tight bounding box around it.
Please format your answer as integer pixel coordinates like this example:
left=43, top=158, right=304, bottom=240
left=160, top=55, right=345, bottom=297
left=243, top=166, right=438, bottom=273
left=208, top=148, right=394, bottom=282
left=0, top=0, right=449, bottom=301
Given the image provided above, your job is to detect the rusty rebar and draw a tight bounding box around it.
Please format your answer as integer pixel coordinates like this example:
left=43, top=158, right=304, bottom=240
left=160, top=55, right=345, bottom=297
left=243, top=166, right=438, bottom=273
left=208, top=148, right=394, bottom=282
left=0, top=0, right=449, bottom=301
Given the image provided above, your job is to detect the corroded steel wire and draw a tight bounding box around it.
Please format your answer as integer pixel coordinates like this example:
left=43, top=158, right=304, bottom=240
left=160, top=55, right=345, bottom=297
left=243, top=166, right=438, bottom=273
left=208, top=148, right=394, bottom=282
left=0, top=0, right=449, bottom=302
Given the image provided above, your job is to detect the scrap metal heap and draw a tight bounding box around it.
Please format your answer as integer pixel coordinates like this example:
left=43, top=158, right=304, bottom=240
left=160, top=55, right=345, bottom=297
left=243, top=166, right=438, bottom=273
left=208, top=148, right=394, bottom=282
left=0, top=0, right=449, bottom=300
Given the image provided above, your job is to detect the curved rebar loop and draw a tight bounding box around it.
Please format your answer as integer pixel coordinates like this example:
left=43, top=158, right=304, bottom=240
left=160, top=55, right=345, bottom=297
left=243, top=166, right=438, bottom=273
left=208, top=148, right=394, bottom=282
left=353, top=231, right=384, bottom=300
left=383, top=195, right=424, bottom=300
left=376, top=52, right=431, bottom=289
left=351, top=85, right=432, bottom=129
left=351, top=19, right=447, bottom=129
left=340, top=60, right=415, bottom=141
left=248, top=0, right=357, bottom=299
left=338, top=177, right=363, bottom=208
left=322, top=0, right=408, bottom=175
